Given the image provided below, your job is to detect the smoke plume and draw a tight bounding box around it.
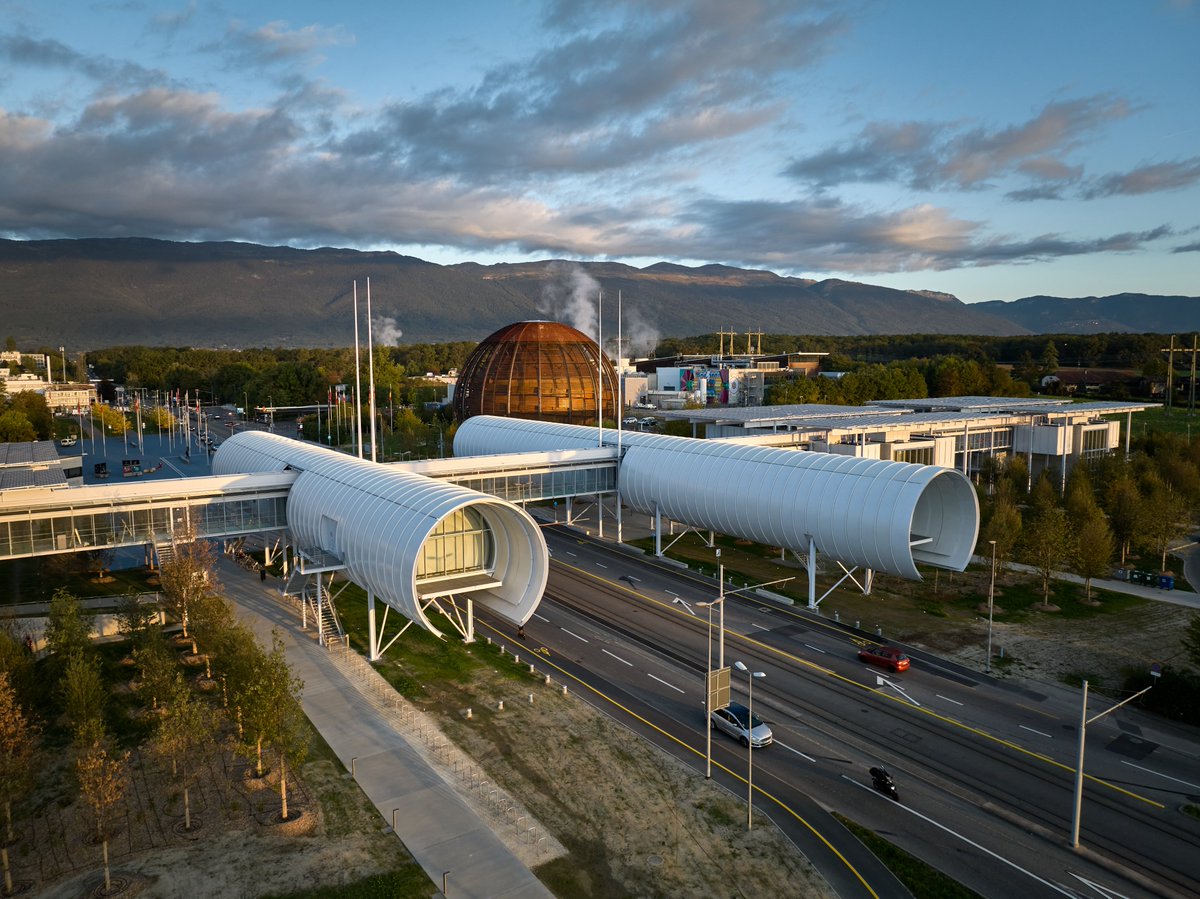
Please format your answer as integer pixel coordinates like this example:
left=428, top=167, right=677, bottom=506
left=538, top=262, right=600, bottom=339
left=372, top=315, right=404, bottom=346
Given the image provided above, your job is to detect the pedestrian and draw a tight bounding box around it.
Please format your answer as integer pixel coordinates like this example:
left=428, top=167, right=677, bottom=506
left=23, top=634, right=33, bottom=655
left=517, top=625, right=526, bottom=640
left=260, top=568, right=267, bottom=582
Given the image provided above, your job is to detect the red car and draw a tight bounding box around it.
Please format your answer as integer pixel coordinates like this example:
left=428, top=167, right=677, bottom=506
left=858, top=645, right=910, bottom=672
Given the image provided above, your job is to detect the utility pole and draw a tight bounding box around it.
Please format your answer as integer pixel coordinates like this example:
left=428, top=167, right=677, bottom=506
left=1161, top=335, right=1176, bottom=415
left=1189, top=333, right=1198, bottom=416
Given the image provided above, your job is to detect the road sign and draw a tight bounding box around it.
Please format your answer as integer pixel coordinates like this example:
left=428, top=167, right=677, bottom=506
left=1150, top=662, right=1162, bottom=679
left=707, top=666, right=731, bottom=711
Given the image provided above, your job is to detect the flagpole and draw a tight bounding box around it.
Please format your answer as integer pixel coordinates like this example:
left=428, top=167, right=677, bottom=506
left=353, top=281, right=364, bottom=459
left=367, top=276, right=378, bottom=463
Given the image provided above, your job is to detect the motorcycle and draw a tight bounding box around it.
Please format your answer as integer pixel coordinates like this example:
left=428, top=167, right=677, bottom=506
left=869, top=766, right=899, bottom=801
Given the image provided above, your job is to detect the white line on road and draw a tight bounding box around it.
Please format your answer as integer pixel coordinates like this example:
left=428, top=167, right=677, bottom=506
left=803, top=644, right=826, bottom=654
left=533, top=613, right=549, bottom=623
left=842, top=776, right=1076, bottom=896
left=1121, top=760, right=1200, bottom=791
left=624, top=575, right=640, bottom=582
left=1019, top=724, right=1052, bottom=739
left=561, top=628, right=590, bottom=643
left=595, top=562, right=608, bottom=568
left=648, top=673, right=685, bottom=694
left=751, top=623, right=770, bottom=631
left=936, top=695, right=964, bottom=706
left=601, top=648, right=633, bottom=666
left=876, top=676, right=921, bottom=706
left=1070, top=872, right=1133, bottom=898
left=774, top=741, right=816, bottom=762
left=566, top=551, right=577, bottom=556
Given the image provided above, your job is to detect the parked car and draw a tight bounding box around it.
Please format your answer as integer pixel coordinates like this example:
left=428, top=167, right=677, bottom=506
left=857, top=644, right=910, bottom=672
left=638, top=417, right=657, bottom=428
left=622, top=416, right=639, bottom=426
left=710, top=701, right=773, bottom=748
left=59, top=436, right=77, bottom=447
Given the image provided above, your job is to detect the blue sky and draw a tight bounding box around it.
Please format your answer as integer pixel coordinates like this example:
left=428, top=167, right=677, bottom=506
left=0, top=0, right=1196, bottom=302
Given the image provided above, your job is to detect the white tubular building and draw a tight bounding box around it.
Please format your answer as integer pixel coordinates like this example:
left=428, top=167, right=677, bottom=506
left=213, top=431, right=547, bottom=639
left=455, top=416, right=978, bottom=580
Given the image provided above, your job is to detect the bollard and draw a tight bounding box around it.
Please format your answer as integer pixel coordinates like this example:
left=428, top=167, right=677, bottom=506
left=514, top=654, right=519, bottom=664
left=390, top=808, right=399, bottom=833
left=498, top=700, right=504, bottom=710
left=876, top=625, right=882, bottom=636
left=529, top=663, right=536, bottom=673
left=351, top=757, right=357, bottom=778
left=562, top=684, right=568, bottom=695
left=855, top=619, right=860, bottom=630
left=486, top=636, right=491, bottom=646
left=466, top=708, right=472, bottom=719
left=834, top=610, right=840, bottom=622
left=544, top=674, right=551, bottom=685
left=529, top=693, right=534, bottom=704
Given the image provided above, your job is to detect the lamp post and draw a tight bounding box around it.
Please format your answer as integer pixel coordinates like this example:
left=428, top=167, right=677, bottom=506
left=268, top=395, right=274, bottom=432
left=59, top=346, right=67, bottom=384
left=986, top=539, right=997, bottom=674
left=733, top=661, right=765, bottom=830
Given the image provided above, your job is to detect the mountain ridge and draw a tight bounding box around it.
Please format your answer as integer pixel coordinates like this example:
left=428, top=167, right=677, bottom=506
left=1, top=237, right=1194, bottom=349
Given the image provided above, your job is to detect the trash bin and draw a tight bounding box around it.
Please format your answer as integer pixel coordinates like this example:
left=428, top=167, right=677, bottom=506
left=1130, top=570, right=1144, bottom=585
left=1115, top=568, right=1129, bottom=581
left=1160, top=574, right=1174, bottom=591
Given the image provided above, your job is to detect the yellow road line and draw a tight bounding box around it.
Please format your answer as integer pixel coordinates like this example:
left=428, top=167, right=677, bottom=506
left=550, top=559, right=1165, bottom=810
left=476, top=615, right=881, bottom=899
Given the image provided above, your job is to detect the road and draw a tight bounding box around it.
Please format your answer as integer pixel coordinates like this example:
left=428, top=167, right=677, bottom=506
left=487, top=527, right=1200, bottom=899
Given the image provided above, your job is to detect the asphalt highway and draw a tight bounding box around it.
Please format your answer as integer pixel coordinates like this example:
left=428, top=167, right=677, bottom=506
left=483, top=526, right=1200, bottom=899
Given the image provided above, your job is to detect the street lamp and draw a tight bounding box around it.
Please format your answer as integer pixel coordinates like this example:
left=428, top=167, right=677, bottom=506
left=986, top=540, right=997, bottom=674
left=733, top=661, right=765, bottom=830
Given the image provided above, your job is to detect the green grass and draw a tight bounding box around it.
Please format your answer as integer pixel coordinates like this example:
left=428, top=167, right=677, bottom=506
left=260, top=869, right=435, bottom=898
left=1131, top=405, right=1200, bottom=440
left=0, top=555, right=161, bottom=605
left=1183, top=804, right=1200, bottom=820
left=834, top=813, right=983, bottom=899
left=330, top=581, right=535, bottom=699
left=944, top=578, right=1148, bottom=623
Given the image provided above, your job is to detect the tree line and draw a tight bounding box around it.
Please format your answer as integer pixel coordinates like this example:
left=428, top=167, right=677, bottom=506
left=0, top=541, right=305, bottom=892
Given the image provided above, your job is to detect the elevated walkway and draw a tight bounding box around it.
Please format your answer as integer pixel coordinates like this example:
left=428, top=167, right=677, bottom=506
left=0, top=449, right=617, bottom=562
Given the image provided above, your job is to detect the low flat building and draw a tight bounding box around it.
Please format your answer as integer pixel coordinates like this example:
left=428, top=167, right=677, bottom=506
left=661, top=395, right=1156, bottom=487
left=0, top=440, right=84, bottom=490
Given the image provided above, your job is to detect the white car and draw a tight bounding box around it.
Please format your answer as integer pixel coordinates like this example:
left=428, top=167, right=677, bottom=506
left=59, top=436, right=77, bottom=447
left=710, top=702, right=772, bottom=748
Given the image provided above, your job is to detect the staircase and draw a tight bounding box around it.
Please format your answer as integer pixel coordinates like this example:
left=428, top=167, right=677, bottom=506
left=303, top=582, right=344, bottom=645
left=156, top=543, right=176, bottom=567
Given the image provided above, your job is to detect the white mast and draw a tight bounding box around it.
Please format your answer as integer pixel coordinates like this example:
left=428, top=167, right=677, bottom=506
left=367, top=277, right=378, bottom=463
left=353, top=280, right=364, bottom=459
left=597, top=289, right=603, bottom=448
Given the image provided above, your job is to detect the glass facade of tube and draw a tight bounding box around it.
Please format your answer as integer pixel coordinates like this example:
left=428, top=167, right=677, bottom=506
left=417, top=506, right=494, bottom=579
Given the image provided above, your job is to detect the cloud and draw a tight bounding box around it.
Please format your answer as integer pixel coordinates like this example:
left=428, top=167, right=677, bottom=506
left=1173, top=241, right=1200, bottom=253
left=215, top=20, right=353, bottom=70
left=785, top=95, right=1132, bottom=192
left=364, top=1, right=845, bottom=182
left=1083, top=157, right=1200, bottom=197
left=0, top=33, right=170, bottom=92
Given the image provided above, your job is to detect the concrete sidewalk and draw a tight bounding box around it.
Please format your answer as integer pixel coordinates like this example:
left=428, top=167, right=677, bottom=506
left=217, top=560, right=556, bottom=899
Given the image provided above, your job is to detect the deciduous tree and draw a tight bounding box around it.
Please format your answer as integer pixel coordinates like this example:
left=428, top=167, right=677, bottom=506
left=0, top=673, right=38, bottom=896
left=151, top=674, right=216, bottom=831
left=1021, top=504, right=1072, bottom=609
left=158, top=539, right=218, bottom=640
left=75, top=728, right=129, bottom=895
left=1072, top=510, right=1114, bottom=603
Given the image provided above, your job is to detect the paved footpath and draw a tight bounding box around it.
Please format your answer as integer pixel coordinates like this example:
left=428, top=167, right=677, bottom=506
left=217, top=558, right=555, bottom=899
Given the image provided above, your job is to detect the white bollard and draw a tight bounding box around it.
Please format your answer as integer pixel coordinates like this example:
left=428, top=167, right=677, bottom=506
left=561, top=684, right=568, bottom=695
left=529, top=693, right=534, bottom=704
left=498, top=700, right=504, bottom=710
left=466, top=708, right=472, bottom=719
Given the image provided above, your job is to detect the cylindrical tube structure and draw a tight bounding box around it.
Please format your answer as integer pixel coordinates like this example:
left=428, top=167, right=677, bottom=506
left=454, top=416, right=978, bottom=578
left=214, top=431, right=547, bottom=638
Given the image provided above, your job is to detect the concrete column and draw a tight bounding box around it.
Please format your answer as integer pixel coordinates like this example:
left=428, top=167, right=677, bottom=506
left=367, top=588, right=378, bottom=661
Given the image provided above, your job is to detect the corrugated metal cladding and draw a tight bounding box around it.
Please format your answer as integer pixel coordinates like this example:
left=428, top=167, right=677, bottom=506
left=454, top=416, right=978, bottom=579
left=213, top=431, right=546, bottom=638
